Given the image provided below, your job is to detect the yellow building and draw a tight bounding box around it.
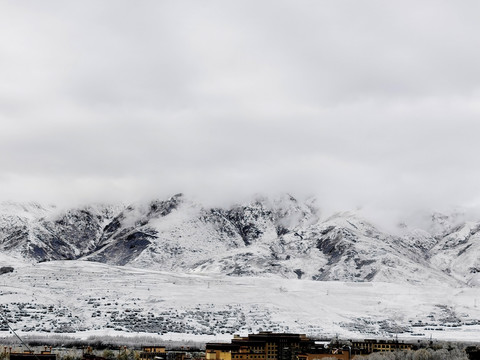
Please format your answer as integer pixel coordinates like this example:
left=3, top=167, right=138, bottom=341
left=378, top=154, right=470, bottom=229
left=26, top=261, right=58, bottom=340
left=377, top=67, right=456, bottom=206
left=351, top=340, right=412, bottom=354
left=206, top=344, right=237, bottom=360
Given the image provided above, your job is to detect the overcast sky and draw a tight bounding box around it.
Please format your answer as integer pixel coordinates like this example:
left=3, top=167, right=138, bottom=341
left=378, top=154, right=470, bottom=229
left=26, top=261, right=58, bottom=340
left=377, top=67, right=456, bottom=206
left=1, top=1, right=480, bottom=223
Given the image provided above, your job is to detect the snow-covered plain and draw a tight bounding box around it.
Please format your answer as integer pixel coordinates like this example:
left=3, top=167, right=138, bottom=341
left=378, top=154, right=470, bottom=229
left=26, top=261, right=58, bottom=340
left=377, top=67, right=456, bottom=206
left=1, top=260, right=480, bottom=343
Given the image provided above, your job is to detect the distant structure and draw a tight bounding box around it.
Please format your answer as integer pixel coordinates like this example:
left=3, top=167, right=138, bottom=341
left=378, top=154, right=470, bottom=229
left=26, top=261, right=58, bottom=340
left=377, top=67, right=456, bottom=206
left=206, top=332, right=418, bottom=360
left=7, top=347, right=56, bottom=360
left=82, top=346, right=106, bottom=360
left=82, top=355, right=106, bottom=360
left=139, top=346, right=167, bottom=360
left=138, top=346, right=200, bottom=360
left=297, top=347, right=350, bottom=360
left=350, top=339, right=412, bottom=355
left=207, top=332, right=315, bottom=360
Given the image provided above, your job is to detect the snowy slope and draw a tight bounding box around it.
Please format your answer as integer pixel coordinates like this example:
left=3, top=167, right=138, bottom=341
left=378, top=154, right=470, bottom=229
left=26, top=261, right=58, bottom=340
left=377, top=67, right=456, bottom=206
left=0, top=194, right=479, bottom=286
left=0, top=202, right=53, bottom=261
left=1, top=260, right=480, bottom=341
left=429, top=221, right=480, bottom=285
left=0, top=202, right=121, bottom=261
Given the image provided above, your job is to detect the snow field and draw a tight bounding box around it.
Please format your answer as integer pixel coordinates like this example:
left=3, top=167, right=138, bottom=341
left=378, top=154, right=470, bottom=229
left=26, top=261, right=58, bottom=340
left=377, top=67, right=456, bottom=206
left=1, top=260, right=480, bottom=342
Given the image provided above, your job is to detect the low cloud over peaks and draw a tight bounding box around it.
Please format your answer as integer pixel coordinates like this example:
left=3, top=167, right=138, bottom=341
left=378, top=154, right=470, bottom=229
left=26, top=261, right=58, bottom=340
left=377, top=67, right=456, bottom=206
left=1, top=1, right=480, bottom=225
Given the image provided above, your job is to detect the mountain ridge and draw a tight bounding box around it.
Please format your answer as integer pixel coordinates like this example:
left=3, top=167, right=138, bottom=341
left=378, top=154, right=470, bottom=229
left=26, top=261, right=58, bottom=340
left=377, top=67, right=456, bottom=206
left=1, top=194, right=479, bottom=286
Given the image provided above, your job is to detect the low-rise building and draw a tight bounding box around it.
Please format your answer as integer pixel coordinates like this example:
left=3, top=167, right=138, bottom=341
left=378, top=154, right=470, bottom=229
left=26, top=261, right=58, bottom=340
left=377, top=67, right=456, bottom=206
left=140, top=347, right=167, bottom=360
left=298, top=350, right=349, bottom=360
left=8, top=348, right=56, bottom=360
left=351, top=339, right=412, bottom=355
left=207, top=332, right=314, bottom=360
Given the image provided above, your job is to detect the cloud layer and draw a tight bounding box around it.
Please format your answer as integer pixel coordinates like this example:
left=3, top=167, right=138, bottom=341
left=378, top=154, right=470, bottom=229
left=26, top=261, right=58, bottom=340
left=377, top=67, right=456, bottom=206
left=1, top=1, right=480, bottom=223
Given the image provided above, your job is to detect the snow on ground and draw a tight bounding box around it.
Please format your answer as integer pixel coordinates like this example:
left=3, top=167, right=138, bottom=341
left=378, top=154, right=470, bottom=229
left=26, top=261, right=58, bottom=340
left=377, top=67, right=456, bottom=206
left=0, top=252, right=27, bottom=268
left=1, top=260, right=480, bottom=343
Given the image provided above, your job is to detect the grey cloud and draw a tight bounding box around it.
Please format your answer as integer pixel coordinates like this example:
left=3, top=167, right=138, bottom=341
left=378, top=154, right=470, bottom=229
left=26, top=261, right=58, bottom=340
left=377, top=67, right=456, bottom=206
left=1, top=1, right=480, bottom=224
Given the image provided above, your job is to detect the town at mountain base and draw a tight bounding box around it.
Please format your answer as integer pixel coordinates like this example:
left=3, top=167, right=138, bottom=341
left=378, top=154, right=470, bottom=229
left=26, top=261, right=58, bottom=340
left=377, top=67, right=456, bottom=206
left=2, top=331, right=478, bottom=360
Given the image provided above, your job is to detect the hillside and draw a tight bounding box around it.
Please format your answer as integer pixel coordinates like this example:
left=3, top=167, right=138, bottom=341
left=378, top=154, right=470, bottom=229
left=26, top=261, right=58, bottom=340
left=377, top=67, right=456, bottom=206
left=0, top=260, right=480, bottom=341
left=0, top=194, right=479, bottom=286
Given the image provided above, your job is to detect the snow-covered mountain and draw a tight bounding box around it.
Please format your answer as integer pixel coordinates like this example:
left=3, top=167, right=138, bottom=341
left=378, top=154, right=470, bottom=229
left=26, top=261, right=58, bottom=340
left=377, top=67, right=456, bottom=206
left=430, top=221, right=480, bottom=286
left=0, top=201, right=119, bottom=261
left=0, top=194, right=479, bottom=286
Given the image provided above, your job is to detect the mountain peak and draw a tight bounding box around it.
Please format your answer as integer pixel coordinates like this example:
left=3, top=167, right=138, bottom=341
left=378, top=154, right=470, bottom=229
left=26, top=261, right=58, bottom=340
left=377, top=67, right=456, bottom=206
left=0, top=194, right=478, bottom=286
